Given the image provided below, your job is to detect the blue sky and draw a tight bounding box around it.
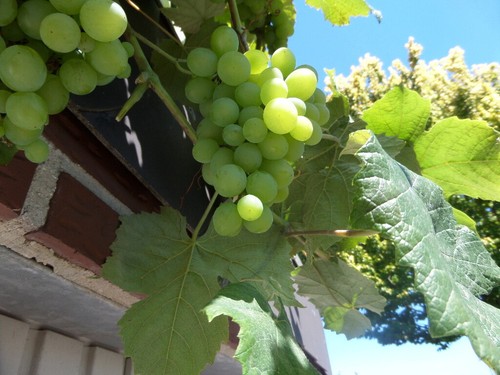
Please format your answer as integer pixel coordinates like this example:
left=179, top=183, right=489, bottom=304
left=288, top=1, right=499, bottom=374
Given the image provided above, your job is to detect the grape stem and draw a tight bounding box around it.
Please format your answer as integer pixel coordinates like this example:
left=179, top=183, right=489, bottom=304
left=124, top=0, right=184, bottom=48
left=124, top=26, right=197, bottom=143
left=115, top=81, right=148, bottom=121
left=191, top=192, right=219, bottom=240
left=322, top=134, right=342, bottom=144
left=227, top=0, right=249, bottom=52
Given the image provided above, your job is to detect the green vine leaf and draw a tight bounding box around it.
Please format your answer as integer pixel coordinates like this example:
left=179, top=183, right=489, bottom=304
left=413, top=117, right=500, bottom=201
left=305, top=0, right=370, bottom=26
left=102, top=206, right=295, bottom=375
left=361, top=86, right=430, bottom=142
left=162, top=0, right=226, bottom=34
left=350, top=130, right=500, bottom=371
left=204, top=282, right=320, bottom=375
left=294, top=259, right=386, bottom=339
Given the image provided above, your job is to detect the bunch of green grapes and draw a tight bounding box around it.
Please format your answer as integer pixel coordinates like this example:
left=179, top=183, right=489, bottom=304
left=212, top=0, right=295, bottom=53
left=185, top=25, right=330, bottom=236
left=0, top=0, right=133, bottom=163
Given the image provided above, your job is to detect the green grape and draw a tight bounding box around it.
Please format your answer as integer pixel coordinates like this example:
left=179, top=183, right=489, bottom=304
left=211, top=97, right=240, bottom=127
left=257, top=132, right=289, bottom=160
left=122, top=41, right=134, bottom=57
left=260, top=158, right=294, bottom=188
left=260, top=77, right=288, bottom=105
left=275, top=22, right=294, bottom=40
left=263, top=98, right=298, bottom=134
left=233, top=142, right=262, bottom=173
left=17, top=0, right=56, bottom=40
left=187, top=47, right=218, bottom=78
left=316, top=103, right=331, bottom=126
left=304, top=119, right=323, bottom=146
left=96, top=71, right=115, bottom=86
left=1, top=20, right=26, bottom=42
left=0, top=90, right=11, bottom=113
left=79, top=33, right=97, bottom=53
left=244, top=49, right=269, bottom=74
left=0, top=0, right=17, bottom=27
left=24, top=138, right=49, bottom=163
left=256, top=67, right=283, bottom=87
left=297, top=64, right=319, bottom=80
left=305, top=102, right=320, bottom=122
left=243, top=117, right=268, bottom=143
left=80, top=0, right=128, bottom=42
left=36, top=74, right=70, bottom=115
left=0, top=45, right=47, bottom=92
left=58, top=58, right=98, bottom=95
left=273, top=185, right=289, bottom=203
left=234, top=82, right=261, bottom=107
left=288, top=97, right=306, bottom=116
left=117, top=63, right=131, bottom=79
left=202, top=163, right=216, bottom=186
left=198, top=100, right=212, bottom=118
left=3, top=116, right=43, bottom=146
left=246, top=170, right=278, bottom=204
left=86, top=40, right=129, bottom=76
left=289, top=115, right=313, bottom=141
left=209, top=147, right=233, bottom=175
left=217, top=51, right=251, bottom=86
left=210, top=25, right=239, bottom=57
left=312, top=88, right=327, bottom=104
left=196, top=118, right=222, bottom=143
left=212, top=83, right=236, bottom=100
left=6, top=92, right=48, bottom=130
left=237, top=194, right=263, bottom=221
left=270, top=47, right=296, bottom=77
left=185, top=77, right=215, bottom=104
left=192, top=138, right=219, bottom=163
left=243, top=204, right=273, bottom=233
left=285, top=67, right=318, bottom=101
left=40, top=13, right=81, bottom=53
left=49, top=0, right=87, bottom=15
left=238, top=105, right=263, bottom=126
left=214, top=163, right=247, bottom=197
left=222, top=124, right=245, bottom=147
left=284, top=134, right=305, bottom=162
left=212, top=201, right=242, bottom=237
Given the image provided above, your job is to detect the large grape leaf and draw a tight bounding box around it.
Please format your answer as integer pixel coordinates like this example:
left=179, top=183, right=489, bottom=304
left=361, top=86, right=430, bottom=142
left=305, top=0, right=370, bottom=26
left=413, top=117, right=500, bottom=201
left=102, top=206, right=295, bottom=375
left=162, top=0, right=226, bottom=34
left=294, top=259, right=386, bottom=338
left=349, top=130, right=500, bottom=371
left=204, top=282, right=320, bottom=375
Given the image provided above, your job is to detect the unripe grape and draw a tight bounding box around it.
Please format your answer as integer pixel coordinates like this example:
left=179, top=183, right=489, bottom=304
left=211, top=97, right=240, bottom=127
left=237, top=194, right=263, bottom=221
left=212, top=83, right=236, bottom=101
left=0, top=0, right=18, bottom=27
left=17, top=0, right=56, bottom=40
left=260, top=77, right=288, bottom=105
left=288, top=97, right=307, bottom=116
left=213, top=201, right=242, bottom=237
left=217, top=51, right=251, bottom=86
left=260, top=158, right=294, bottom=188
left=305, top=120, right=323, bottom=146
left=40, top=13, right=81, bottom=53
left=210, top=25, right=239, bottom=57
left=270, top=47, right=296, bottom=77
left=235, top=82, right=261, bottom=107
left=210, top=147, right=234, bottom=175
left=263, top=98, right=298, bottom=134
left=86, top=40, right=129, bottom=76
left=222, top=124, right=245, bottom=147
left=243, top=117, right=268, bottom=143
left=0, top=45, right=47, bottom=92
left=36, top=75, right=70, bottom=115
left=243, top=204, right=273, bottom=233
left=238, top=106, right=263, bottom=126
left=80, top=0, right=128, bottom=42
left=257, top=132, right=289, bottom=160
left=234, top=142, right=262, bottom=173
left=187, top=47, right=218, bottom=77
left=246, top=170, right=278, bottom=204
left=58, top=58, right=98, bottom=95
left=192, top=138, right=219, bottom=163
left=289, top=115, right=313, bottom=142
left=185, top=77, right=215, bottom=104
left=3, top=116, right=43, bottom=146
left=285, top=68, right=318, bottom=101
left=214, top=163, right=247, bottom=197
left=24, top=138, right=49, bottom=163
left=6, top=92, right=48, bottom=130
left=256, top=67, right=283, bottom=87
left=244, top=49, right=269, bottom=74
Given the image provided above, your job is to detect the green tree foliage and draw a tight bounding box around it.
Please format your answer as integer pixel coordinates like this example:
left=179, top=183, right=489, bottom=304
left=325, top=38, right=500, bottom=349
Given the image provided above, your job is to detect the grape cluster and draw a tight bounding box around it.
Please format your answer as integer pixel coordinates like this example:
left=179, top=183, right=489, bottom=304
left=212, top=0, right=295, bottom=53
left=186, top=26, right=330, bottom=236
left=0, top=0, right=132, bottom=163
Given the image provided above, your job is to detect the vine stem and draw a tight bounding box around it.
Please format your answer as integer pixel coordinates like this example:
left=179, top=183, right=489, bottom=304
left=322, top=134, right=342, bottom=144
left=227, top=0, right=249, bottom=52
left=286, top=229, right=379, bottom=238
left=124, top=26, right=197, bottom=143
left=191, top=192, right=219, bottom=240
